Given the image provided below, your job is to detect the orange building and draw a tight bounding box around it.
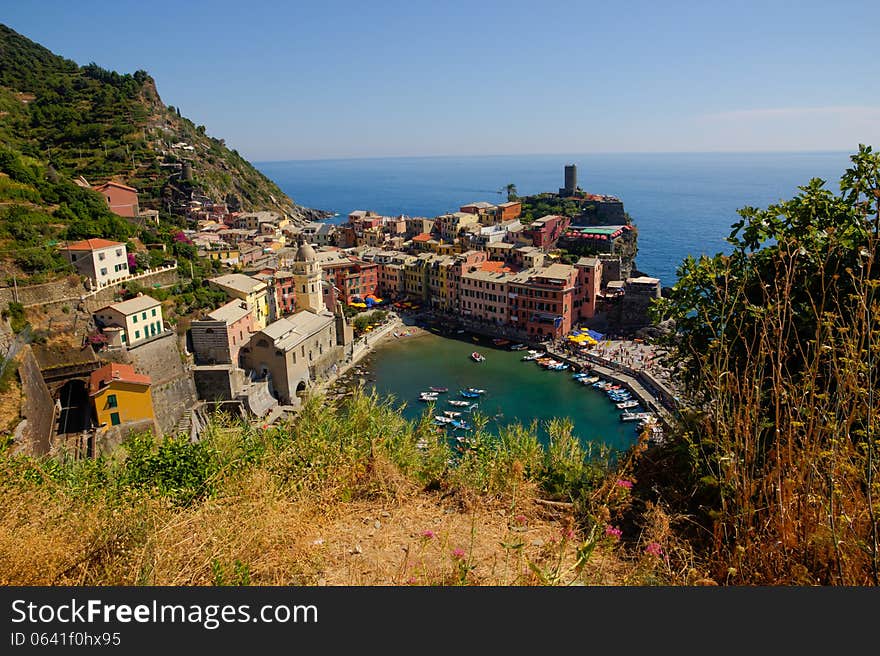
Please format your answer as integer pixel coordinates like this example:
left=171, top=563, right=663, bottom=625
left=93, top=181, right=140, bottom=218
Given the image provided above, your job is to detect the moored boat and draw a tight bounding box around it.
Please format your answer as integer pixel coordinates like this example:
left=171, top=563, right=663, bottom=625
left=434, top=415, right=454, bottom=424
left=616, top=400, right=640, bottom=409
left=448, top=400, right=471, bottom=406
left=466, top=388, right=485, bottom=394
left=509, top=343, right=527, bottom=351
left=429, top=386, right=448, bottom=393
left=471, top=351, right=486, bottom=362
left=459, top=389, right=480, bottom=398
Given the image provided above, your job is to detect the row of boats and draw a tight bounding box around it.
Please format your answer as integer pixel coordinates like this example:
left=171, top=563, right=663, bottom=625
left=417, top=386, right=488, bottom=431
left=521, top=350, right=569, bottom=371
left=571, top=372, right=663, bottom=441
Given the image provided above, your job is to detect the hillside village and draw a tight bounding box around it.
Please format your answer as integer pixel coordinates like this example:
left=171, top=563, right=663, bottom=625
left=1, top=162, right=663, bottom=460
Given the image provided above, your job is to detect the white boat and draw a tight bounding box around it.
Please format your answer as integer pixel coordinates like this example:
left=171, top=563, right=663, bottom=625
left=467, top=388, right=485, bottom=394
left=443, top=410, right=462, bottom=418
left=522, top=351, right=545, bottom=361
left=448, top=400, right=470, bottom=407
left=621, top=412, right=654, bottom=423
left=616, top=400, right=640, bottom=409
left=434, top=415, right=454, bottom=424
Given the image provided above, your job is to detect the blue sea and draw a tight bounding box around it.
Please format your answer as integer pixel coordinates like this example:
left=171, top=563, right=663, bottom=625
left=257, top=152, right=853, bottom=285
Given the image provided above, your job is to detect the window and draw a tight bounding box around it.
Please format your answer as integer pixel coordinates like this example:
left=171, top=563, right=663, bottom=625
left=134, top=330, right=140, bottom=339
left=132, top=315, right=137, bottom=323
left=151, top=308, right=157, bottom=317
left=98, top=252, right=106, bottom=261
left=142, top=312, right=147, bottom=320
left=100, top=267, right=108, bottom=276
left=116, top=249, right=122, bottom=257
left=107, top=394, right=118, bottom=408
left=121, top=333, right=126, bottom=343
left=110, top=412, right=120, bottom=426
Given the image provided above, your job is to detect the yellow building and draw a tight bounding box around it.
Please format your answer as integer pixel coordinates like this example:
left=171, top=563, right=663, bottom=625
left=89, top=362, right=155, bottom=428
left=209, top=273, right=271, bottom=329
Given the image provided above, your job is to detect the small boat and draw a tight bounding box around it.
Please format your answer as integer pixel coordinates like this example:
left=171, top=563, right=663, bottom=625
left=616, top=400, right=640, bottom=409
left=429, top=386, right=448, bottom=393
left=471, top=352, right=485, bottom=362
left=443, top=410, right=462, bottom=418
left=449, top=400, right=471, bottom=407
left=582, top=376, right=600, bottom=384
left=492, top=338, right=510, bottom=346
left=419, top=393, right=438, bottom=402
left=451, top=419, right=472, bottom=431
left=467, top=388, right=485, bottom=394
left=509, top=343, right=527, bottom=351
left=456, top=329, right=466, bottom=334
left=434, top=415, right=454, bottom=424
left=621, top=412, right=654, bottom=423
left=522, top=351, right=545, bottom=361
left=459, top=389, right=480, bottom=398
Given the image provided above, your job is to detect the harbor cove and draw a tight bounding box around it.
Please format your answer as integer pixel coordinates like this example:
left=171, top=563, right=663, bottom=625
left=351, top=327, right=637, bottom=452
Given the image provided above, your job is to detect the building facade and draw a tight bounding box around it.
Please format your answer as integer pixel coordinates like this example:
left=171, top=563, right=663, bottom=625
left=65, top=239, right=129, bottom=288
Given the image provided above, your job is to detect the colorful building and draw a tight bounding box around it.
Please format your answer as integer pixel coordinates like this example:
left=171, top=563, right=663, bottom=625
left=93, top=181, right=139, bottom=218
left=94, top=294, right=164, bottom=348
left=209, top=273, right=271, bottom=329
left=64, top=238, right=129, bottom=288
left=190, top=299, right=255, bottom=365
left=89, top=362, right=155, bottom=428
left=508, top=263, right=578, bottom=340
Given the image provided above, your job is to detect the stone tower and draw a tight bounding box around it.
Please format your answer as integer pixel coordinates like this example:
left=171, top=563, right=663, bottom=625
left=292, top=241, right=323, bottom=314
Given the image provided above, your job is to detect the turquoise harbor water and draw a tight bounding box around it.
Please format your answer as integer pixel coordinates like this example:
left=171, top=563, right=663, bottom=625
left=361, top=332, right=635, bottom=452
left=258, top=151, right=852, bottom=286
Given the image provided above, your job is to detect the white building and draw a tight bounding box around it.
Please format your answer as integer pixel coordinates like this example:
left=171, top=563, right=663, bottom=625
left=94, top=295, right=164, bottom=348
left=64, top=239, right=129, bottom=288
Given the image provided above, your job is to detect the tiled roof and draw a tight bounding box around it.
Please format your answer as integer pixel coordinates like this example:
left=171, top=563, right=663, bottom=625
left=89, top=362, right=151, bottom=394
left=65, top=238, right=124, bottom=251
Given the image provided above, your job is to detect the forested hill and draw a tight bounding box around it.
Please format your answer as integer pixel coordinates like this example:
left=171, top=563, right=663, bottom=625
left=0, top=24, right=322, bottom=220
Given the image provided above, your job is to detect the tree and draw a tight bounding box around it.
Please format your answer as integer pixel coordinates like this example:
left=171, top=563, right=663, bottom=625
left=505, top=183, right=518, bottom=202
left=649, top=145, right=880, bottom=585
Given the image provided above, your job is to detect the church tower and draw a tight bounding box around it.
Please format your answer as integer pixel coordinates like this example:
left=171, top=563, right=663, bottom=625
left=292, top=241, right=323, bottom=314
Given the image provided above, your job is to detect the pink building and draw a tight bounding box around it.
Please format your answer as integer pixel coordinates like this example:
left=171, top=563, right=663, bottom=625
left=574, top=257, right=602, bottom=321
left=189, top=299, right=255, bottom=365
left=93, top=181, right=139, bottom=218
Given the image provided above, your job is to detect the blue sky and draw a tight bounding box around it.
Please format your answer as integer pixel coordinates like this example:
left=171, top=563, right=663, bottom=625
left=4, top=0, right=879, bottom=160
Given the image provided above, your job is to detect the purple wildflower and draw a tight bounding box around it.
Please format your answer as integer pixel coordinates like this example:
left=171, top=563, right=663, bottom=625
left=421, top=530, right=435, bottom=539
left=645, top=542, right=663, bottom=557
left=616, top=479, right=633, bottom=489
left=514, top=514, right=527, bottom=525
left=605, top=526, right=622, bottom=540
left=451, top=548, right=466, bottom=560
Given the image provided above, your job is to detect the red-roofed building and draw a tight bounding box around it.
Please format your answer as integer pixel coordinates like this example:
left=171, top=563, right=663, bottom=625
left=89, top=362, right=156, bottom=431
left=93, top=181, right=139, bottom=218
left=64, top=239, right=129, bottom=288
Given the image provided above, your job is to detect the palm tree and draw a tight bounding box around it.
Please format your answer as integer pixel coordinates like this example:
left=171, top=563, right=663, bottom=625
left=505, top=183, right=518, bottom=202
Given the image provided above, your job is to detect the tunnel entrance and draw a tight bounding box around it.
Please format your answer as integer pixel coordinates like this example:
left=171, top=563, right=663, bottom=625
left=56, top=379, right=92, bottom=436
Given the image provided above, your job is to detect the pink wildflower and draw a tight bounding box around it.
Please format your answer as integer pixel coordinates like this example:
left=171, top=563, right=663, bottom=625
left=562, top=528, right=576, bottom=540
left=645, top=542, right=663, bottom=557
left=616, top=479, right=633, bottom=489
left=451, top=548, right=466, bottom=560
left=514, top=514, right=527, bottom=525
left=421, top=530, right=435, bottom=539
left=605, top=526, right=622, bottom=540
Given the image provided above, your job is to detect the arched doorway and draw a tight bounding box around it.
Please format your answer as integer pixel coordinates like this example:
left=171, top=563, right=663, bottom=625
left=295, top=380, right=307, bottom=399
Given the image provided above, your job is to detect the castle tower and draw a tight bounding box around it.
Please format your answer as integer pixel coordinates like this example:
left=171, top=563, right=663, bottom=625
left=559, top=164, right=577, bottom=197
left=292, top=241, right=323, bottom=314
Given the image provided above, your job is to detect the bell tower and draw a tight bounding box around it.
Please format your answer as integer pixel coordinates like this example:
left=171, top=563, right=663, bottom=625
left=292, top=240, right=323, bottom=313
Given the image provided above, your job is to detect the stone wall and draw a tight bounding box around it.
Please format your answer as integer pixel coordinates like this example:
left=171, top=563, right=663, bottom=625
left=193, top=365, right=246, bottom=402
left=96, top=419, right=157, bottom=456
left=15, top=345, right=55, bottom=455
left=0, top=268, right=179, bottom=313
left=0, top=276, right=85, bottom=309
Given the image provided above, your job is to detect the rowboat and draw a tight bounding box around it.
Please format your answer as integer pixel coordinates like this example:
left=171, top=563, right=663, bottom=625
left=471, top=352, right=485, bottom=362
left=522, top=351, right=545, bottom=361
left=509, top=343, right=527, bottom=350
left=459, top=389, right=480, bottom=398
left=443, top=410, right=462, bottom=418
left=434, top=415, right=454, bottom=424
left=448, top=400, right=471, bottom=407
left=466, top=388, right=485, bottom=394
left=616, top=400, right=640, bottom=409
left=429, top=386, right=448, bottom=393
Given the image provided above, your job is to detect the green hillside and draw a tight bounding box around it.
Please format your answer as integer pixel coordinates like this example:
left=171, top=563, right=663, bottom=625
left=0, top=24, right=325, bottom=211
